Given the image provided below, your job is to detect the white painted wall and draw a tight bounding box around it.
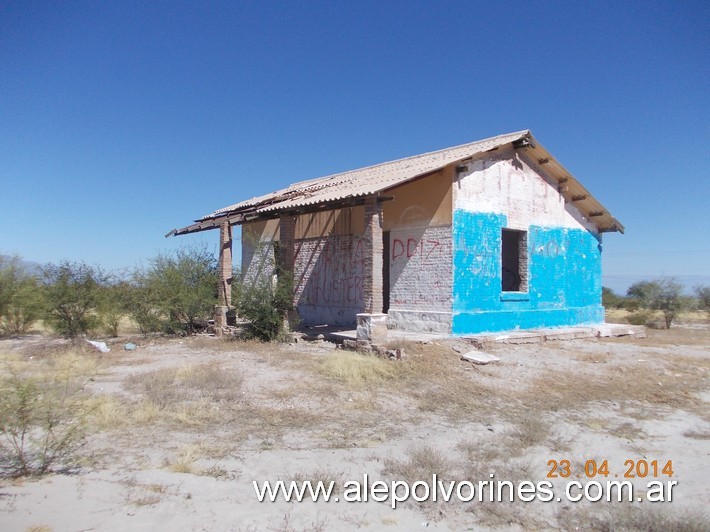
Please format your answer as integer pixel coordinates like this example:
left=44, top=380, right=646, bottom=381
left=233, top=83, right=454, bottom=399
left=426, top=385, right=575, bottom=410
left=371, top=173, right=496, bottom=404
left=454, top=148, right=598, bottom=233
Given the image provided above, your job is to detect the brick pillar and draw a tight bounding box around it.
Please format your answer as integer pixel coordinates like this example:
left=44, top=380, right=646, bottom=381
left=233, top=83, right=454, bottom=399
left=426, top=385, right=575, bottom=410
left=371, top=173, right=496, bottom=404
left=358, top=198, right=386, bottom=344
left=278, top=216, right=297, bottom=330
left=214, top=222, right=232, bottom=336
left=278, top=216, right=296, bottom=276
left=363, top=198, right=383, bottom=314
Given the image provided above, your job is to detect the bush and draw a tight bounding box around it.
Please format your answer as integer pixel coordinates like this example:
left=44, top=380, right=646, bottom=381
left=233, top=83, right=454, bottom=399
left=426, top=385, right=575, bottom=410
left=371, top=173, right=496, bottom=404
left=696, top=285, right=710, bottom=315
left=0, top=256, right=44, bottom=336
left=43, top=261, right=105, bottom=338
left=627, top=277, right=686, bottom=328
left=125, top=284, right=163, bottom=336
left=627, top=310, right=652, bottom=326
left=626, top=280, right=660, bottom=304
left=0, top=354, right=95, bottom=477
left=601, top=286, right=623, bottom=309
left=238, top=271, right=294, bottom=341
left=131, top=245, right=218, bottom=335
left=96, top=275, right=132, bottom=337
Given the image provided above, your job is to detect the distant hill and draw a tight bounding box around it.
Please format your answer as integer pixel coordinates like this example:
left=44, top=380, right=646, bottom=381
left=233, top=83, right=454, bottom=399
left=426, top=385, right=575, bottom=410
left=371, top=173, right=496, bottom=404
left=0, top=254, right=44, bottom=276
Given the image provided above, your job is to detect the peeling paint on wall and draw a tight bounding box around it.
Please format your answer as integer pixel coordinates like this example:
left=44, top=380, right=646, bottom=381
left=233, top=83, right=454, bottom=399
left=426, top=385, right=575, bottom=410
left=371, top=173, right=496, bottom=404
left=452, top=210, right=603, bottom=334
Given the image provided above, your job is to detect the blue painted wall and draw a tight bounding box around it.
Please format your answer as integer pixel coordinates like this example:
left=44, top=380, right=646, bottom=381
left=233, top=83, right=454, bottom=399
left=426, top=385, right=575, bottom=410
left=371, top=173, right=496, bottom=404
left=452, top=210, right=603, bottom=334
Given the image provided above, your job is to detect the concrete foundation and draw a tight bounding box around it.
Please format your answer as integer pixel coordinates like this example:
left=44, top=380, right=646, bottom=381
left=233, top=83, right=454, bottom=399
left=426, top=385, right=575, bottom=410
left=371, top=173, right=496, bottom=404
left=387, top=309, right=451, bottom=334
left=356, top=313, right=388, bottom=343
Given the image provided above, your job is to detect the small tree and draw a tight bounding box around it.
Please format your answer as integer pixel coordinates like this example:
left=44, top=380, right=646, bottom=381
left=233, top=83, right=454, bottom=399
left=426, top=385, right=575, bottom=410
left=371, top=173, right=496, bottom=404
left=654, top=278, right=685, bottom=328
left=628, top=278, right=685, bottom=328
left=132, top=245, right=218, bottom=334
left=602, top=286, right=622, bottom=309
left=626, top=281, right=661, bottom=306
left=43, top=262, right=105, bottom=337
left=123, top=281, right=163, bottom=336
left=0, top=256, right=44, bottom=336
left=0, top=354, right=94, bottom=477
left=97, top=274, right=133, bottom=337
left=695, top=285, right=710, bottom=316
left=238, top=268, right=295, bottom=341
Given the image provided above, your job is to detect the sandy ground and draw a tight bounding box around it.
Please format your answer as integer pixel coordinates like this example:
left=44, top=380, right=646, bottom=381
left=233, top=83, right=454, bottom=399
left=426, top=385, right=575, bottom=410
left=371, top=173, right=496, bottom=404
left=0, top=321, right=708, bottom=531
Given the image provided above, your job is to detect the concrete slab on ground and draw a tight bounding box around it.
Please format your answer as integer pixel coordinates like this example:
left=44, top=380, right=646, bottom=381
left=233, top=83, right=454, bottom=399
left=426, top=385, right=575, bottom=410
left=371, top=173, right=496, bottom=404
left=461, top=351, right=500, bottom=365
left=594, top=323, right=647, bottom=338
left=299, top=323, right=646, bottom=346
left=463, top=324, right=646, bottom=347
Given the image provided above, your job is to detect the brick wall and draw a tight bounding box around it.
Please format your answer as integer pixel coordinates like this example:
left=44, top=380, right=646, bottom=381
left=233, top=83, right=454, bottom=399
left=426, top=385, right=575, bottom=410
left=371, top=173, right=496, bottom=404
left=241, top=238, right=276, bottom=287
left=294, top=234, right=365, bottom=326
left=388, top=225, right=452, bottom=312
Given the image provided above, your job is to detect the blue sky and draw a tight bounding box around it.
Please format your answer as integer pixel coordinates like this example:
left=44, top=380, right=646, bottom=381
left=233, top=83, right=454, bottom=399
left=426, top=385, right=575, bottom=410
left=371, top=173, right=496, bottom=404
left=1, top=0, right=708, bottom=294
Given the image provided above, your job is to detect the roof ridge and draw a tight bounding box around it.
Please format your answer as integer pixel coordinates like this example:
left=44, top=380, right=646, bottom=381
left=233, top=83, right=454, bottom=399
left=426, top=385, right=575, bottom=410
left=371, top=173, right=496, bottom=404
left=203, top=129, right=532, bottom=219
left=286, top=129, right=531, bottom=191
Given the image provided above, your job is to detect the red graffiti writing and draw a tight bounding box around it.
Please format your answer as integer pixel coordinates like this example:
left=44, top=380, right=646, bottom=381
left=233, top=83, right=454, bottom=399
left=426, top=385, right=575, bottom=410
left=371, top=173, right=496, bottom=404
left=392, top=238, right=443, bottom=261
left=296, top=237, right=365, bottom=306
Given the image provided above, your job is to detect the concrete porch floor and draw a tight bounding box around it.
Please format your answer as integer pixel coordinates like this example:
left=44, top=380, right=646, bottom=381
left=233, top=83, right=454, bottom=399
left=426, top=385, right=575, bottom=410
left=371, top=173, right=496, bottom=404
left=298, top=323, right=646, bottom=345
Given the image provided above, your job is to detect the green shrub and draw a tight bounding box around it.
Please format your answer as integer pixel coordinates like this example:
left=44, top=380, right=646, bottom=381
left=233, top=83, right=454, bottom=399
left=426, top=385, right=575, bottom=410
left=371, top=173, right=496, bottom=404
left=122, top=282, right=162, bottom=336
left=601, top=286, right=622, bottom=309
left=627, top=310, right=652, bottom=326
left=238, top=271, right=295, bottom=341
left=627, top=278, right=686, bottom=328
left=130, top=245, right=218, bottom=335
left=0, top=256, right=44, bottom=336
left=0, top=354, right=95, bottom=477
left=696, top=285, right=710, bottom=315
left=96, top=275, right=133, bottom=337
left=43, top=261, right=105, bottom=338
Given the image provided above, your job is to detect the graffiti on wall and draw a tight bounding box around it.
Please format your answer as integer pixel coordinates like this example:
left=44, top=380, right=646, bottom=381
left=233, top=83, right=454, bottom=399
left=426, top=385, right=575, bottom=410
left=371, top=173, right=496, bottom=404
left=391, top=237, right=445, bottom=263
left=389, top=227, right=452, bottom=310
left=530, top=228, right=561, bottom=258
left=295, top=236, right=365, bottom=307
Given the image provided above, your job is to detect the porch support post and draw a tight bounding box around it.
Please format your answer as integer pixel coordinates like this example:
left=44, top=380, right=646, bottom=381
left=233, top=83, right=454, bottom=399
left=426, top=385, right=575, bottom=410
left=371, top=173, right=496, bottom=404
left=214, top=222, right=232, bottom=336
left=278, top=215, right=297, bottom=331
left=357, top=197, right=387, bottom=343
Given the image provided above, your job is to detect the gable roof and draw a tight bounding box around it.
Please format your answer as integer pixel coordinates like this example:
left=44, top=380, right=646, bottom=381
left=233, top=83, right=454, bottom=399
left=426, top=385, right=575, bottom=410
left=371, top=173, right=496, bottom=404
left=168, top=130, right=623, bottom=236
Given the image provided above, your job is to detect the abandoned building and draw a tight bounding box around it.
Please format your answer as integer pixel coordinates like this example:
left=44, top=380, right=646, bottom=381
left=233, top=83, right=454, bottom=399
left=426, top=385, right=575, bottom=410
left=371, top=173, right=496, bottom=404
left=169, top=130, right=623, bottom=339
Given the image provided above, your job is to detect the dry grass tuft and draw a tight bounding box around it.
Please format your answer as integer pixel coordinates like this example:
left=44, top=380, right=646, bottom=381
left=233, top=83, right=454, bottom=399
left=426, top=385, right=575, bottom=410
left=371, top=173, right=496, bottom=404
left=86, top=395, right=128, bottom=430
left=318, top=352, right=398, bottom=386
left=382, top=445, right=456, bottom=484
left=167, top=444, right=202, bottom=474
left=126, top=362, right=244, bottom=407
left=506, top=416, right=549, bottom=450
left=516, top=356, right=708, bottom=417
left=289, top=468, right=345, bottom=494
left=123, top=478, right=169, bottom=506
left=131, top=399, right=162, bottom=424
left=556, top=503, right=708, bottom=531
left=683, top=427, right=710, bottom=440
left=611, top=421, right=646, bottom=442
left=171, top=399, right=221, bottom=426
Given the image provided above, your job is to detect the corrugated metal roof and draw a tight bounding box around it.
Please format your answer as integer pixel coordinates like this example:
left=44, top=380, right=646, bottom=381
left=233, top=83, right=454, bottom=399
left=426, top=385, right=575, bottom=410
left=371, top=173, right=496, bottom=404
left=209, top=130, right=530, bottom=216
left=168, top=130, right=623, bottom=236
